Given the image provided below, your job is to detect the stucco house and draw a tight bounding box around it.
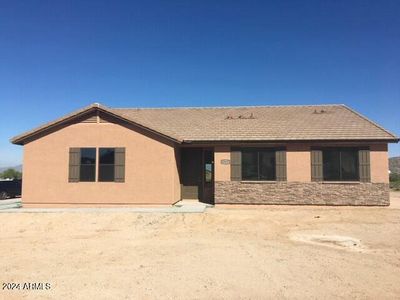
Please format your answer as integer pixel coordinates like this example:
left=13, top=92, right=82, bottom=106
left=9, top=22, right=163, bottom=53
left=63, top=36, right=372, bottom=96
left=11, top=103, right=399, bottom=207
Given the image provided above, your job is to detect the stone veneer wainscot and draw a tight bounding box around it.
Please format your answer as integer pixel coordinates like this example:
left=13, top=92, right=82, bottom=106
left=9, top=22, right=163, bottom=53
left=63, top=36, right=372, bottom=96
left=215, top=181, right=390, bottom=206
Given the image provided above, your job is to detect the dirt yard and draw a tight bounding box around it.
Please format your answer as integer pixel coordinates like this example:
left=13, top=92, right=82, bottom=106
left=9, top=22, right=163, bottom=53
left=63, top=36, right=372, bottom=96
left=1, top=193, right=400, bottom=299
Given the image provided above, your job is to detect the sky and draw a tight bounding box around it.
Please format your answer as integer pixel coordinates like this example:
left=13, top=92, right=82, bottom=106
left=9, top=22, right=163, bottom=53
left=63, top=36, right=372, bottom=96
left=0, top=0, right=399, bottom=167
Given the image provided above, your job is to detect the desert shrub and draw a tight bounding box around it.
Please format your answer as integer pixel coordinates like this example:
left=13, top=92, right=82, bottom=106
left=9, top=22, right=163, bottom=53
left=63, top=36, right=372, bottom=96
left=0, top=169, right=22, bottom=180
left=390, top=173, right=400, bottom=182
left=390, top=173, right=400, bottom=191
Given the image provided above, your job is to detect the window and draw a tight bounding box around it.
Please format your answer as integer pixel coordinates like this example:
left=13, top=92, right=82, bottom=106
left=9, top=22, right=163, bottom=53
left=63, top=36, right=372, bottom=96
left=242, top=149, right=276, bottom=180
left=204, top=150, right=213, bottom=183
left=69, top=147, right=125, bottom=183
left=80, top=148, right=96, bottom=182
left=99, top=148, right=115, bottom=182
left=323, top=148, right=359, bottom=181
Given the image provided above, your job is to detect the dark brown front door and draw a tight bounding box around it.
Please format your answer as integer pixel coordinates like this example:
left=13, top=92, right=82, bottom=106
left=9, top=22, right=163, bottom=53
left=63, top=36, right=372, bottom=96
left=181, top=148, right=202, bottom=199
left=180, top=148, right=214, bottom=204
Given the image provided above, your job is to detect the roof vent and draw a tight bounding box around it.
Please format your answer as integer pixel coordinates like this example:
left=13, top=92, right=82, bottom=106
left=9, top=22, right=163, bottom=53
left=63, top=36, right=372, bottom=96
left=225, top=113, right=256, bottom=120
left=313, top=109, right=328, bottom=114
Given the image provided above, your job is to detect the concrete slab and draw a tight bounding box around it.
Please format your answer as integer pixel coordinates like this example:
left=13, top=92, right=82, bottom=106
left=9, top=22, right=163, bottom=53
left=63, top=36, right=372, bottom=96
left=0, top=204, right=207, bottom=213
left=174, top=199, right=214, bottom=208
left=0, top=198, right=22, bottom=205
left=0, top=198, right=22, bottom=210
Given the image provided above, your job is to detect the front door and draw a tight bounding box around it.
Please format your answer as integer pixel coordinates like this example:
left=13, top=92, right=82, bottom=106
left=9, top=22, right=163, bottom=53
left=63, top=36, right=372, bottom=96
left=181, top=148, right=202, bottom=200
left=180, top=148, right=214, bottom=204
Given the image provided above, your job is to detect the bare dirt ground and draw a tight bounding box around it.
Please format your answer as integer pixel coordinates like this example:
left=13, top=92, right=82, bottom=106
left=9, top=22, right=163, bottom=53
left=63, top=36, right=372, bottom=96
left=1, top=193, right=400, bottom=299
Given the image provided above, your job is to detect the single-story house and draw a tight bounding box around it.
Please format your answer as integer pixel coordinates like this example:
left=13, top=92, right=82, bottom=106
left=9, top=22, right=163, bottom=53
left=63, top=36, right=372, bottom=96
left=11, top=103, right=399, bottom=207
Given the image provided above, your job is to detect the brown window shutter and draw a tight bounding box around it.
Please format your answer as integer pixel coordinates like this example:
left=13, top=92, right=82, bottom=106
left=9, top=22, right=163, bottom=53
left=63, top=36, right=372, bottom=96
left=275, top=150, right=287, bottom=181
left=114, top=148, right=125, bottom=182
left=311, top=150, right=323, bottom=181
left=69, top=148, right=80, bottom=182
left=230, top=149, right=242, bottom=181
left=359, top=149, right=370, bottom=182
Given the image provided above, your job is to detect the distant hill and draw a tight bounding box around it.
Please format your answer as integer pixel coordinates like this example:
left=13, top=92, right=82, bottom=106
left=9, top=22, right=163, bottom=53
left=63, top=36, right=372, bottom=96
left=0, top=165, right=22, bottom=173
left=390, top=157, right=400, bottom=175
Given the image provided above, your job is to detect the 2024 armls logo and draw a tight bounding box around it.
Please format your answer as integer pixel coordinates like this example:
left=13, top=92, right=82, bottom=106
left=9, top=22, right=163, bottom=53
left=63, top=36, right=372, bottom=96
left=3, top=282, right=51, bottom=290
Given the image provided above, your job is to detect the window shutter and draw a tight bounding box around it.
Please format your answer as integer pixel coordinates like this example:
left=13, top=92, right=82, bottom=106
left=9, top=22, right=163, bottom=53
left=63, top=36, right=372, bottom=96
left=230, top=149, right=242, bottom=181
left=359, top=149, right=370, bottom=182
left=69, top=148, right=80, bottom=182
left=275, top=150, right=287, bottom=181
left=114, top=148, right=125, bottom=182
left=311, top=150, right=323, bottom=181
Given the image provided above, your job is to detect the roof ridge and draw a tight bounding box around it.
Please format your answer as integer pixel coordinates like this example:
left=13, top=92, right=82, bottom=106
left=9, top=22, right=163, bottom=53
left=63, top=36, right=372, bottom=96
left=340, top=104, right=399, bottom=139
left=112, top=104, right=344, bottom=110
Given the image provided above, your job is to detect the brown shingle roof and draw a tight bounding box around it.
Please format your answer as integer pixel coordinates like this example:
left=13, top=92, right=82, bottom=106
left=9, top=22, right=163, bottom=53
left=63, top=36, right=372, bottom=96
left=110, top=104, right=398, bottom=142
left=11, top=104, right=399, bottom=145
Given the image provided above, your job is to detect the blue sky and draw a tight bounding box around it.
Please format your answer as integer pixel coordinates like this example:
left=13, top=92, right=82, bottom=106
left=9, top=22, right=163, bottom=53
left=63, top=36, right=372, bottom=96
left=0, top=0, right=399, bottom=167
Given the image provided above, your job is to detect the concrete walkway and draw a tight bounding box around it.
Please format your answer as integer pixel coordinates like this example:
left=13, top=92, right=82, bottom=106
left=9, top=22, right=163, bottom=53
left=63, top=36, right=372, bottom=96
left=0, top=198, right=207, bottom=213
left=174, top=199, right=214, bottom=208
left=0, top=198, right=22, bottom=210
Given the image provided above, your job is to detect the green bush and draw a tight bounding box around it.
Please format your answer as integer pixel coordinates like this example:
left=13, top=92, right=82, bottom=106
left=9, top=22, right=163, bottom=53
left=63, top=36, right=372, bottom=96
left=389, top=173, right=400, bottom=181
left=390, top=173, right=400, bottom=182
left=390, top=173, right=400, bottom=191
left=0, top=169, right=22, bottom=180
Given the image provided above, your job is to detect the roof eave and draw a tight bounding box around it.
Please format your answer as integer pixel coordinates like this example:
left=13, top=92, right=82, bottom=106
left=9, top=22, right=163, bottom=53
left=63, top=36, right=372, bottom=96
left=10, top=105, right=100, bottom=145
left=182, top=138, right=400, bottom=144
left=340, top=104, right=399, bottom=141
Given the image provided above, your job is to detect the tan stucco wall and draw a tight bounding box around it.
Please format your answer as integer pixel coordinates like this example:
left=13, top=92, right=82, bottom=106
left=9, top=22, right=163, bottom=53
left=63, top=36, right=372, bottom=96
left=213, top=143, right=313, bottom=182
left=214, top=146, right=231, bottom=181
left=370, top=143, right=389, bottom=183
left=217, top=142, right=389, bottom=183
left=22, top=121, right=180, bottom=205
left=287, top=143, right=389, bottom=183
left=286, top=144, right=311, bottom=182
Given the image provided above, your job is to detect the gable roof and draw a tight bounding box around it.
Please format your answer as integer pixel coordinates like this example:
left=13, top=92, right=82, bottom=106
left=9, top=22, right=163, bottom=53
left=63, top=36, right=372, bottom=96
left=11, top=103, right=399, bottom=145
left=10, top=103, right=182, bottom=145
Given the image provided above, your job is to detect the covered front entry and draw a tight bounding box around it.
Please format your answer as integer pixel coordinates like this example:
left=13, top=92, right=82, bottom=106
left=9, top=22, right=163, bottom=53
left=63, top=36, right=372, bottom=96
left=180, top=148, right=214, bottom=205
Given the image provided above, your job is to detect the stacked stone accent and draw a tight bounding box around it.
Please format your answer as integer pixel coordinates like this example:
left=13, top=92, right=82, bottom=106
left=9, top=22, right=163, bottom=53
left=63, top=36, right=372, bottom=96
left=215, top=181, right=390, bottom=206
